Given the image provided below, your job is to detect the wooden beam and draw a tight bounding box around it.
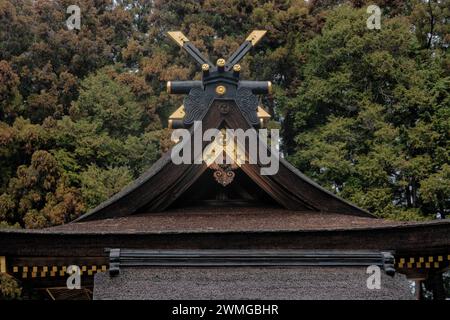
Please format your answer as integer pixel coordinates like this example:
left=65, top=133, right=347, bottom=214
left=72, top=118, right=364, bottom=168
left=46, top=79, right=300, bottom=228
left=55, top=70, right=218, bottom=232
left=0, top=256, right=6, bottom=273
left=2, top=222, right=449, bottom=256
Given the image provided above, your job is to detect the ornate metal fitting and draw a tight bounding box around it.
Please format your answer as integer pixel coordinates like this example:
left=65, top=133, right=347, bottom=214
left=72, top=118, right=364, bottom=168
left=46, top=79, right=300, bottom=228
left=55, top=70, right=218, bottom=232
left=167, top=31, right=189, bottom=47
left=215, top=85, right=226, bottom=96
left=210, top=163, right=238, bottom=187
left=218, top=103, right=230, bottom=115
left=216, top=58, right=226, bottom=67
left=245, top=30, right=267, bottom=46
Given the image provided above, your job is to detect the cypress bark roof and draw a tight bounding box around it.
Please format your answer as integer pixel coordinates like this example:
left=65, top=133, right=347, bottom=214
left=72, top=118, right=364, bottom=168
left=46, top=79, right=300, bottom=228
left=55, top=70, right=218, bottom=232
left=93, top=266, right=414, bottom=300
left=40, top=207, right=413, bottom=234
left=75, top=100, right=374, bottom=222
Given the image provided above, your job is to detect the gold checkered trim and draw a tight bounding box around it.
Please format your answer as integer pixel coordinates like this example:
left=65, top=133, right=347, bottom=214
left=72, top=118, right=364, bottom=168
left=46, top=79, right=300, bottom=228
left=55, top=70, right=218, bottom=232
left=11, top=264, right=108, bottom=279
left=396, top=255, right=449, bottom=270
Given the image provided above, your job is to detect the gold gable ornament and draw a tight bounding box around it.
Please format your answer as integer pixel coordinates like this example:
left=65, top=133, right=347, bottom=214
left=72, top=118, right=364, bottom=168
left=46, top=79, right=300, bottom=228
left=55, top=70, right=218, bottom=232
left=168, top=105, right=271, bottom=129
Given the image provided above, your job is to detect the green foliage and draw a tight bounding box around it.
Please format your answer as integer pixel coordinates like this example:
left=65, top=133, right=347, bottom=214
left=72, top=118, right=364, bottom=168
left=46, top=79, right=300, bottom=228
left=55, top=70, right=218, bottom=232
left=420, top=164, right=450, bottom=217
left=0, top=60, right=22, bottom=122
left=0, top=150, right=85, bottom=228
left=0, top=67, right=163, bottom=226
left=0, top=273, right=22, bottom=300
left=70, top=71, right=146, bottom=137
left=80, top=165, right=133, bottom=210
left=283, top=4, right=449, bottom=220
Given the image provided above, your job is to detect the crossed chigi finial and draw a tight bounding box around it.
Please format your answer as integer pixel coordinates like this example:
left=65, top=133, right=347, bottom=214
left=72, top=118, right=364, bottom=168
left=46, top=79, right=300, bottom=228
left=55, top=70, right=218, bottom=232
left=166, top=30, right=272, bottom=127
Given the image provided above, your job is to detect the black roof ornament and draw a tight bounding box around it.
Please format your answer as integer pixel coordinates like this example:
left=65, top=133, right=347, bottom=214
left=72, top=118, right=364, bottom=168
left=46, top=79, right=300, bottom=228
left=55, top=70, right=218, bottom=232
left=166, top=30, right=272, bottom=127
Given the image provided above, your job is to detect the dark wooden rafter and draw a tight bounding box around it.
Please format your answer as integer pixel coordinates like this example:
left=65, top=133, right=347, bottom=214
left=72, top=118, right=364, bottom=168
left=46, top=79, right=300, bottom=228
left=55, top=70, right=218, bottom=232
left=75, top=100, right=372, bottom=222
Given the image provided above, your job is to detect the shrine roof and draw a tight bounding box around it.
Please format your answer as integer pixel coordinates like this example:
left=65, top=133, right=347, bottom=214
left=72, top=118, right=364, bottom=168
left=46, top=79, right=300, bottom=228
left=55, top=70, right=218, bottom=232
left=2, top=207, right=449, bottom=257
left=3, top=206, right=444, bottom=235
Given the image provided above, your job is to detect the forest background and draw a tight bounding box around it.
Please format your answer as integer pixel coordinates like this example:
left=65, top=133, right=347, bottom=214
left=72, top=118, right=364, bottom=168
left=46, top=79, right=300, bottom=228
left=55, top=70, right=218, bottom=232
left=0, top=0, right=448, bottom=230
